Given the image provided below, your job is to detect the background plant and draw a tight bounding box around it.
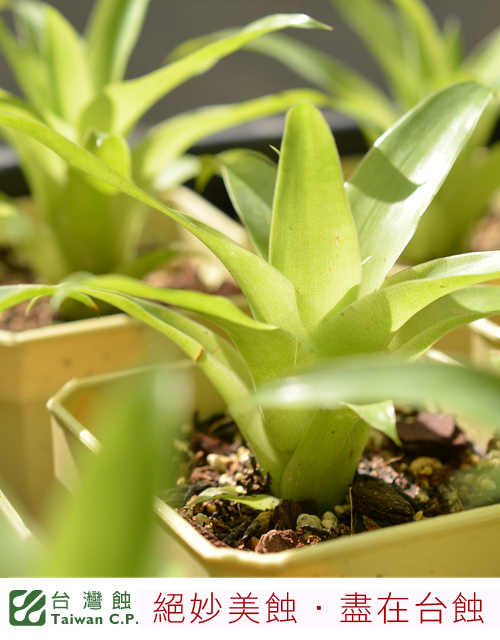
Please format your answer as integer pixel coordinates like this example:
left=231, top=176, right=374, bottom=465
left=3, top=83, right=500, bottom=510
left=177, top=0, right=500, bottom=262
left=0, top=0, right=330, bottom=285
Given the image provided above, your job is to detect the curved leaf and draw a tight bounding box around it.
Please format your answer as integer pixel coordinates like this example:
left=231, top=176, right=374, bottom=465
left=79, top=13, right=331, bottom=135
left=344, top=399, right=399, bottom=444
left=0, top=283, right=59, bottom=310
left=0, top=106, right=305, bottom=335
left=255, top=356, right=500, bottom=435
left=348, top=82, right=493, bottom=297
left=84, top=275, right=315, bottom=385
left=390, top=285, right=500, bottom=358
left=315, top=252, right=500, bottom=356
left=77, top=286, right=284, bottom=479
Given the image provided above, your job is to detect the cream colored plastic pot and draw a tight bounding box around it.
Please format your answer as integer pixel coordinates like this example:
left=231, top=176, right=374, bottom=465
left=47, top=359, right=500, bottom=578
left=0, top=314, right=185, bottom=518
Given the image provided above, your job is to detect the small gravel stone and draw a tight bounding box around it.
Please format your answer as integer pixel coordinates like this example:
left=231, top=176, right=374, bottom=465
left=236, top=447, right=251, bottom=463
left=297, top=513, right=323, bottom=529
left=321, top=511, right=339, bottom=529
left=243, top=511, right=273, bottom=539
left=334, top=504, right=351, bottom=517
left=206, top=453, right=230, bottom=473
left=195, top=513, right=210, bottom=526
left=218, top=473, right=236, bottom=487
left=409, top=457, right=443, bottom=476
left=414, top=489, right=430, bottom=504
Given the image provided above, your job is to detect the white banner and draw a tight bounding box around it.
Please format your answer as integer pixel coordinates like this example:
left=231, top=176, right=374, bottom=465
left=1, top=578, right=499, bottom=639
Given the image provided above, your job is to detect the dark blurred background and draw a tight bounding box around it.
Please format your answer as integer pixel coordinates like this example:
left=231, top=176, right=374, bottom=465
left=0, top=1, right=499, bottom=128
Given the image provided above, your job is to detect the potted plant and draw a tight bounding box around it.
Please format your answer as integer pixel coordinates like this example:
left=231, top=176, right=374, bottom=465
left=3, top=80, right=500, bottom=574
left=46, top=355, right=500, bottom=577
left=0, top=0, right=331, bottom=515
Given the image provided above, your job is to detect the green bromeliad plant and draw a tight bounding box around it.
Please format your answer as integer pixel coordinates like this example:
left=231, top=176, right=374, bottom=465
left=177, top=0, right=500, bottom=263
left=3, top=82, right=500, bottom=510
left=0, top=0, right=330, bottom=284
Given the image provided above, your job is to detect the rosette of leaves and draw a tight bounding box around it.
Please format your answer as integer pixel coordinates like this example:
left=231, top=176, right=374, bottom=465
left=0, top=0, right=331, bottom=284
left=3, top=82, right=500, bottom=510
left=176, top=0, right=500, bottom=262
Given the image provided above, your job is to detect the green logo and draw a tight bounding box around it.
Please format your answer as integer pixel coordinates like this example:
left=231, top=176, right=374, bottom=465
left=9, top=590, right=46, bottom=626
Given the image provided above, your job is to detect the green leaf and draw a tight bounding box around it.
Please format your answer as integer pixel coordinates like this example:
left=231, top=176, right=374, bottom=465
left=13, top=0, right=93, bottom=123
left=316, top=252, right=500, bottom=356
left=55, top=169, right=137, bottom=275
left=330, top=0, right=417, bottom=108
left=80, top=278, right=314, bottom=460
left=389, top=0, right=450, bottom=81
left=0, top=13, right=49, bottom=112
left=86, top=274, right=274, bottom=333
left=36, top=369, right=183, bottom=577
left=81, top=130, right=132, bottom=195
left=442, top=15, right=464, bottom=71
left=0, top=92, right=66, bottom=234
left=277, top=407, right=372, bottom=508
left=80, top=13, right=332, bottom=135
left=344, top=399, right=399, bottom=444
left=83, top=285, right=251, bottom=384
left=84, top=275, right=315, bottom=386
left=466, top=25, right=500, bottom=90
left=270, top=102, right=361, bottom=329
left=349, top=82, right=493, bottom=297
left=0, top=283, right=59, bottom=310
left=0, top=198, right=36, bottom=247
left=74, top=285, right=285, bottom=478
left=134, top=88, right=331, bottom=188
left=120, top=248, right=180, bottom=279
left=187, top=487, right=279, bottom=511
left=256, top=356, right=500, bottom=436
left=0, top=106, right=304, bottom=335
left=217, top=150, right=276, bottom=260
left=390, top=286, right=500, bottom=358
left=405, top=140, right=500, bottom=261
left=85, top=0, right=150, bottom=89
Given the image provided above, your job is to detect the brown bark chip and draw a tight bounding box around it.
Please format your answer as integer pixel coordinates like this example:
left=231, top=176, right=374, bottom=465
left=255, top=529, right=303, bottom=553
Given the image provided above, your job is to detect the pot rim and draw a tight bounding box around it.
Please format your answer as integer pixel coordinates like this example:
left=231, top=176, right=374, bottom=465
left=0, top=313, right=144, bottom=346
